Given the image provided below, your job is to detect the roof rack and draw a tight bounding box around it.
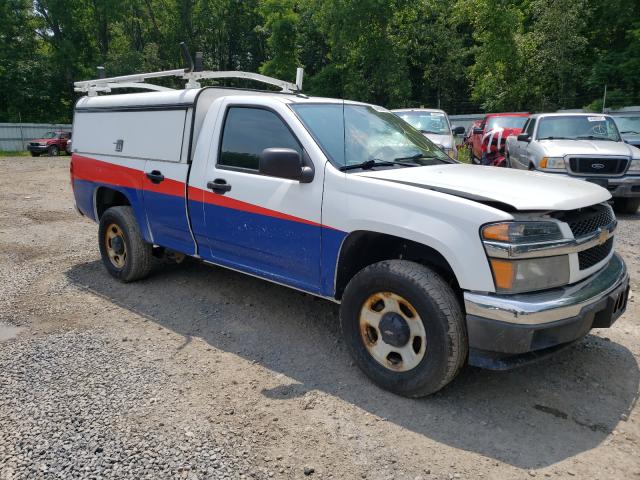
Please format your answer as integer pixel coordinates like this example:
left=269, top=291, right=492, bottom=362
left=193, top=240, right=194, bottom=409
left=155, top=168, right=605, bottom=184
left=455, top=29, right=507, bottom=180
left=74, top=67, right=304, bottom=97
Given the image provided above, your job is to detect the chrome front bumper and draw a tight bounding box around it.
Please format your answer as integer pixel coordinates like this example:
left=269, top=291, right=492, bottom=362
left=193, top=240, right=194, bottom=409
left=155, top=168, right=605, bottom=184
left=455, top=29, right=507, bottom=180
left=464, top=253, right=628, bottom=325
left=464, top=254, right=629, bottom=369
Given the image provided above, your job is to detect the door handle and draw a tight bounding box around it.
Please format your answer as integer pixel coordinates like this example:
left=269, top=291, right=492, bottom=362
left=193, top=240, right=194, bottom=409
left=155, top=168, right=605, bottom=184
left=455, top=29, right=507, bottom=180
left=207, top=179, right=232, bottom=194
left=146, top=170, right=164, bottom=184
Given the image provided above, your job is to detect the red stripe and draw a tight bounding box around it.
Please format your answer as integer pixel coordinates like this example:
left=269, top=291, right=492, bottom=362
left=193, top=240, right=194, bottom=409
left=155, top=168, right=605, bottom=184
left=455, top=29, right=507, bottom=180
left=71, top=154, right=329, bottom=229
left=188, top=186, right=324, bottom=228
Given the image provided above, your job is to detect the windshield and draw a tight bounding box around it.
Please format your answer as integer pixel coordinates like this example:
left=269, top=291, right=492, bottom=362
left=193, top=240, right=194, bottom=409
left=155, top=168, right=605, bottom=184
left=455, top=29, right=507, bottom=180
left=42, top=132, right=57, bottom=139
left=613, top=116, right=640, bottom=134
left=291, top=103, right=452, bottom=170
left=393, top=111, right=450, bottom=134
left=536, top=115, right=621, bottom=141
left=486, top=116, right=527, bottom=131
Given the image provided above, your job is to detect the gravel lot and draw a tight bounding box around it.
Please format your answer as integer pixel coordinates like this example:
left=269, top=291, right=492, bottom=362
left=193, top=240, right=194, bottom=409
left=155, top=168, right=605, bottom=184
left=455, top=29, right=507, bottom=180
left=1, top=156, right=639, bottom=480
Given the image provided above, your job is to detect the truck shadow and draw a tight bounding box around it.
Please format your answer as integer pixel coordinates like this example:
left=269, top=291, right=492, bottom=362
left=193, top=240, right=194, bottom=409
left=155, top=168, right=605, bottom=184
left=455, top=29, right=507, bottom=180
left=66, top=259, right=639, bottom=470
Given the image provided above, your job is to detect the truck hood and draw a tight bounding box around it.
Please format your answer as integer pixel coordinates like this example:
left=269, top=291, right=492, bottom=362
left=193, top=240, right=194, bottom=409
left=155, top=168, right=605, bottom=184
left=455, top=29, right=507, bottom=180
left=29, top=138, right=53, bottom=143
left=356, top=163, right=611, bottom=211
left=423, top=133, right=453, bottom=149
left=540, top=139, right=638, bottom=158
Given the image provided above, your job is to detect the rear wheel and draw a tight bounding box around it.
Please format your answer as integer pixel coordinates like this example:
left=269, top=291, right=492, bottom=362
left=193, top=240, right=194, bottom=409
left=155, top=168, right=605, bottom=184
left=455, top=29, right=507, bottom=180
left=613, top=197, right=640, bottom=215
left=340, top=260, right=467, bottom=397
left=48, top=145, right=59, bottom=156
left=98, top=206, right=153, bottom=282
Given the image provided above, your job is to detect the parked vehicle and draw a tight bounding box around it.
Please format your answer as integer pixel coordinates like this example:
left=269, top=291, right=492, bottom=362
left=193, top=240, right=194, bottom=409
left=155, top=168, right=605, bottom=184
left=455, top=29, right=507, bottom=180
left=470, top=113, right=529, bottom=163
left=392, top=108, right=464, bottom=158
left=611, top=113, right=640, bottom=148
left=70, top=65, right=629, bottom=397
left=505, top=113, right=640, bottom=214
left=27, top=130, right=71, bottom=157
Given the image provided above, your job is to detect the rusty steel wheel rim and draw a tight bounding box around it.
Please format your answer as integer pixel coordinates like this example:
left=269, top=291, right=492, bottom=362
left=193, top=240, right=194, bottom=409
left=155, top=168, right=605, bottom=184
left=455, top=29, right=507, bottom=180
left=104, top=223, right=127, bottom=269
left=359, top=292, right=427, bottom=372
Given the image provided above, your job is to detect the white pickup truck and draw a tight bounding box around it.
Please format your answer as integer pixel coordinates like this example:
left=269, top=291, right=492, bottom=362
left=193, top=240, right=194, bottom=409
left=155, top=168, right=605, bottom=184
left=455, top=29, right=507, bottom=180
left=70, top=67, right=629, bottom=397
left=506, top=113, right=640, bottom=214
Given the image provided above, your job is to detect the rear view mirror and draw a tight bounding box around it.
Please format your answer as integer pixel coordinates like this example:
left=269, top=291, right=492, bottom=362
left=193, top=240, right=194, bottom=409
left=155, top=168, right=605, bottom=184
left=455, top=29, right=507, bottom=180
left=473, top=127, right=483, bottom=135
left=259, top=148, right=314, bottom=183
left=452, top=125, right=465, bottom=136
left=517, top=133, right=531, bottom=142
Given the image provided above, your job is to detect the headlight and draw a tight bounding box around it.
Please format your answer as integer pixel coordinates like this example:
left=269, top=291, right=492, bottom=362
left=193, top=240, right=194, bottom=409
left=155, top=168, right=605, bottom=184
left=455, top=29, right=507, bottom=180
left=629, top=159, right=640, bottom=172
left=482, top=221, right=569, bottom=293
left=489, top=256, right=570, bottom=293
left=540, top=157, right=566, bottom=171
left=482, top=221, right=563, bottom=243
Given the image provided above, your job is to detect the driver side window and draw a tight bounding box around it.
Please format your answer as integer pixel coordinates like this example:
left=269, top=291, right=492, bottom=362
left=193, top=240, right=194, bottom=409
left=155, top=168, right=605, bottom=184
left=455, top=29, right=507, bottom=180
left=218, top=107, right=302, bottom=171
left=525, top=119, right=536, bottom=137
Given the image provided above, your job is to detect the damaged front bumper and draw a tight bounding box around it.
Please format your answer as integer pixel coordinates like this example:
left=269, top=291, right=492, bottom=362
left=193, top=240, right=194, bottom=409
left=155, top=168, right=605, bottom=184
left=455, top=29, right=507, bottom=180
left=463, top=253, right=629, bottom=369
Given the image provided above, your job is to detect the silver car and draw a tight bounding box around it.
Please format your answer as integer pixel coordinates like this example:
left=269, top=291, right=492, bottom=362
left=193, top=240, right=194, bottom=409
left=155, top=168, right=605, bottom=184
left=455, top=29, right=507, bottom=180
left=392, top=108, right=464, bottom=158
left=505, top=113, right=640, bottom=213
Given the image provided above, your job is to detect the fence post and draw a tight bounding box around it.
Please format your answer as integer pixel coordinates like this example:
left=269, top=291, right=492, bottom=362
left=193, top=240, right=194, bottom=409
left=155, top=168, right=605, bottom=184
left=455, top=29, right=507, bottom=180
left=18, top=112, right=25, bottom=151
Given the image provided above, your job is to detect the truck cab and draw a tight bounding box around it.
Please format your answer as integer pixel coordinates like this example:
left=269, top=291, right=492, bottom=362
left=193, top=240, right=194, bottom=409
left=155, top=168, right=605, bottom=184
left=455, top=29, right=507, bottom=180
left=70, top=67, right=630, bottom=397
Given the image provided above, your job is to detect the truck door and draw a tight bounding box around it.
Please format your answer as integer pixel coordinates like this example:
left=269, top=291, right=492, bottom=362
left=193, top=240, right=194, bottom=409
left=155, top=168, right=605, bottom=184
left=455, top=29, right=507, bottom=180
left=192, top=102, right=324, bottom=294
left=142, top=109, right=196, bottom=255
left=514, top=119, right=536, bottom=169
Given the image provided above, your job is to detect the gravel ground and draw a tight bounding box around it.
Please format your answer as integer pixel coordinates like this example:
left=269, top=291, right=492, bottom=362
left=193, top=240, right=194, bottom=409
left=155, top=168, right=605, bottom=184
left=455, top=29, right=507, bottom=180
left=0, top=156, right=639, bottom=480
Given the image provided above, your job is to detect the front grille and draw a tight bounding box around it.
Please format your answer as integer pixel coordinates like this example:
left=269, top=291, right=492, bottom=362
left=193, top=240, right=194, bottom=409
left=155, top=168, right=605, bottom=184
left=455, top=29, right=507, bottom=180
left=578, top=237, right=613, bottom=270
left=30, top=142, right=39, bottom=146
left=553, top=204, right=615, bottom=238
left=568, top=157, right=628, bottom=175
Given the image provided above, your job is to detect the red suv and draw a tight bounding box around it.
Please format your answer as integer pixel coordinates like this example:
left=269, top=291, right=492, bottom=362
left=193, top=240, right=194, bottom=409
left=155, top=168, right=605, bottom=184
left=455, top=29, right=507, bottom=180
left=469, top=113, right=528, bottom=164
left=27, top=131, right=72, bottom=157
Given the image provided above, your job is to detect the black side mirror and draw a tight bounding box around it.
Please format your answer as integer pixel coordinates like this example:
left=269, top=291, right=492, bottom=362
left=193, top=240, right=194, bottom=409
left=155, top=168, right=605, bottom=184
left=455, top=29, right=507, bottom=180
left=452, top=125, right=465, bottom=135
left=259, top=148, right=314, bottom=183
left=517, top=133, right=531, bottom=142
left=473, top=127, right=483, bottom=135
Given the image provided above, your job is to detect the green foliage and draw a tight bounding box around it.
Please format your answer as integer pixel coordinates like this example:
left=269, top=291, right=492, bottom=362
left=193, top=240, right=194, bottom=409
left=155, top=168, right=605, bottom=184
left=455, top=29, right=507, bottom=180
left=0, top=0, right=639, bottom=123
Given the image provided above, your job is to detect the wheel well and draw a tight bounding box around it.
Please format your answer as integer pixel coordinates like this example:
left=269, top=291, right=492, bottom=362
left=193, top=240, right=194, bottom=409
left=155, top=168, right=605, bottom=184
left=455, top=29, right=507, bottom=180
left=334, top=231, right=459, bottom=300
left=95, top=187, right=131, bottom=219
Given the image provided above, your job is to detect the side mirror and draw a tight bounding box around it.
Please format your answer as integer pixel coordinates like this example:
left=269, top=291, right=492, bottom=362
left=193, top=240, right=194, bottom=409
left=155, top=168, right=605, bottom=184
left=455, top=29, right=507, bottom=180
left=452, top=125, right=465, bottom=136
left=259, top=148, right=314, bottom=183
left=473, top=127, right=483, bottom=135
left=517, top=133, right=531, bottom=142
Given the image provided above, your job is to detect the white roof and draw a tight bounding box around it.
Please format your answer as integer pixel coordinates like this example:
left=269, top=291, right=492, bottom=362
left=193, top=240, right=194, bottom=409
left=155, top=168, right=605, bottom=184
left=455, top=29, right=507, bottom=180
left=75, top=87, right=368, bottom=110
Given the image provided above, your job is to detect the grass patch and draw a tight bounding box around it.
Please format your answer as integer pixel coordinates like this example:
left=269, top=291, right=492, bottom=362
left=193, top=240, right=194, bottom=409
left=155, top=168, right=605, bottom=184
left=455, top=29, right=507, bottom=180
left=456, top=145, right=472, bottom=164
left=0, top=150, right=30, bottom=157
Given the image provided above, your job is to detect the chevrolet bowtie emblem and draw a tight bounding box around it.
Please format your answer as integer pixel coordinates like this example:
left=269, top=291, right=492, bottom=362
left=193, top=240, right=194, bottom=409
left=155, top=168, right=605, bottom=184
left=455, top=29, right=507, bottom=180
left=598, top=228, right=609, bottom=245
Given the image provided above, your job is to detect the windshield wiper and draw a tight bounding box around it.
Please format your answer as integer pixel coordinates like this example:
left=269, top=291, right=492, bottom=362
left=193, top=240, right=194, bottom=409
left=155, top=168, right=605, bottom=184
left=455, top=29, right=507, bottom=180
left=576, top=135, right=615, bottom=141
left=621, top=130, right=640, bottom=134
left=339, top=158, right=421, bottom=171
left=339, top=159, right=396, bottom=171
left=420, top=130, right=443, bottom=135
left=393, top=152, right=439, bottom=162
left=538, top=136, right=575, bottom=140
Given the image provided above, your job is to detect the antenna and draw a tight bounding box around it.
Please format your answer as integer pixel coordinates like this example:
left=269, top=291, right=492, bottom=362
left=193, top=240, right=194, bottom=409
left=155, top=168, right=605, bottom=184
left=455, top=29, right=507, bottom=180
left=180, top=42, right=194, bottom=73
left=194, top=52, right=203, bottom=72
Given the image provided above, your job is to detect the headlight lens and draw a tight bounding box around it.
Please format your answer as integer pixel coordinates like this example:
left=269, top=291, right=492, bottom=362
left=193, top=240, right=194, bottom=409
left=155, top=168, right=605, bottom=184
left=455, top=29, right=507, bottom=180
left=540, top=156, right=566, bottom=170
left=482, top=221, right=569, bottom=293
left=489, top=256, right=570, bottom=293
left=629, top=159, right=640, bottom=172
left=482, top=221, right=563, bottom=243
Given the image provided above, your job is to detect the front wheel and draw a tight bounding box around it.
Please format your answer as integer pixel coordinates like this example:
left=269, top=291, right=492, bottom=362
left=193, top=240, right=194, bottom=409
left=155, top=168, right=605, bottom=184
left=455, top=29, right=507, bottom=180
left=613, top=197, right=640, bottom=215
left=48, top=145, right=59, bottom=156
left=340, top=260, right=467, bottom=397
left=98, top=206, right=153, bottom=282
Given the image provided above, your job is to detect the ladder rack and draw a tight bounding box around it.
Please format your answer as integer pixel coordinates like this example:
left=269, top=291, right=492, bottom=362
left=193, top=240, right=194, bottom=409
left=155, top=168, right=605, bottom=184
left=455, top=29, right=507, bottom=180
left=74, top=68, right=304, bottom=96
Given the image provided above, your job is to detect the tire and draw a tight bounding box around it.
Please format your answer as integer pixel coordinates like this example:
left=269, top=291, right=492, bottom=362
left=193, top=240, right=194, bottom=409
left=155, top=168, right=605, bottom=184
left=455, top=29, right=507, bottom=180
left=98, top=206, right=153, bottom=282
left=505, top=153, right=512, bottom=168
left=340, top=260, right=467, bottom=397
left=30, top=152, right=40, bottom=157
left=48, top=145, right=59, bottom=156
left=613, top=197, right=640, bottom=215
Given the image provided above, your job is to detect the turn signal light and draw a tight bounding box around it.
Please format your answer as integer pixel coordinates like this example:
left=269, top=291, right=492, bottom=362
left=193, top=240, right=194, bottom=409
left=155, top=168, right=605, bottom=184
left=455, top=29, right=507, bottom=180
left=489, top=258, right=515, bottom=290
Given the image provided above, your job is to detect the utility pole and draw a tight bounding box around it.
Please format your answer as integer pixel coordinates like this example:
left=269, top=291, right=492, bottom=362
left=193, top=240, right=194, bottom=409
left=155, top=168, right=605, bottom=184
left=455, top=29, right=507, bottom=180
left=602, top=84, right=607, bottom=113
